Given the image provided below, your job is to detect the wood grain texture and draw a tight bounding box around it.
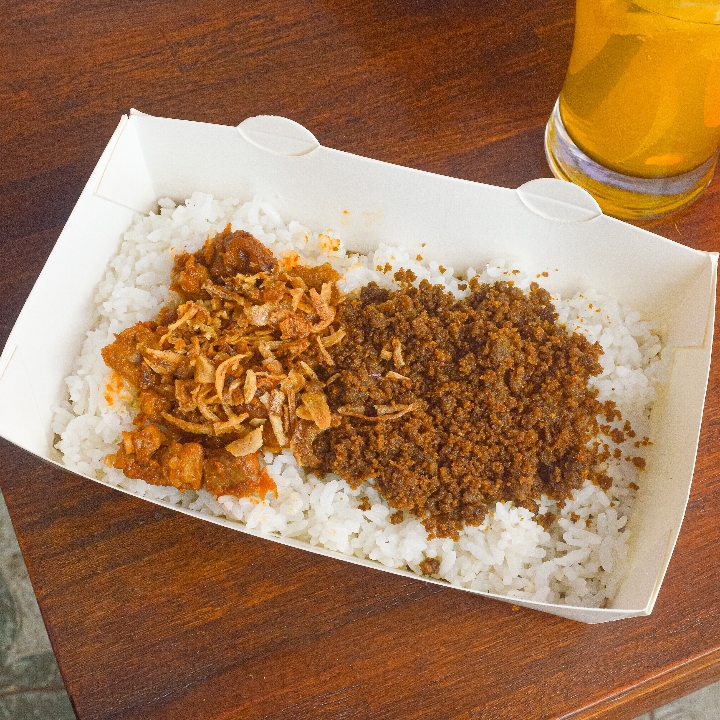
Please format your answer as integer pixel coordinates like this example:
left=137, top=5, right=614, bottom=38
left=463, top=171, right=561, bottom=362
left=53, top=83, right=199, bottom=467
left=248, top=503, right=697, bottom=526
left=1, top=1, right=720, bottom=718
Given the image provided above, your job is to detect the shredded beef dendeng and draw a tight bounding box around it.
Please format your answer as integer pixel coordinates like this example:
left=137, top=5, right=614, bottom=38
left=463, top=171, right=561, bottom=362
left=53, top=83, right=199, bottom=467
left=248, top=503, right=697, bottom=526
left=101, top=227, right=635, bottom=539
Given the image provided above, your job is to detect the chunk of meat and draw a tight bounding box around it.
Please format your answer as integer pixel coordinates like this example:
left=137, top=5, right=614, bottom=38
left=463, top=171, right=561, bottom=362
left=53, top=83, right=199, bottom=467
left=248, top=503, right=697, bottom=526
left=205, top=228, right=278, bottom=279
left=138, top=389, right=173, bottom=423
left=101, top=322, right=163, bottom=388
left=203, top=449, right=276, bottom=498
left=109, top=425, right=204, bottom=491
left=419, top=557, right=440, bottom=576
left=110, top=424, right=168, bottom=484
left=170, top=253, right=211, bottom=300
left=162, top=441, right=204, bottom=491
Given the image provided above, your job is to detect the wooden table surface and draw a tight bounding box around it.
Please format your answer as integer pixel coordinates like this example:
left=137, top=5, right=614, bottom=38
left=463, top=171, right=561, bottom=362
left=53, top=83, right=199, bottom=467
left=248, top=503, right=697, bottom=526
left=2, top=1, right=720, bottom=718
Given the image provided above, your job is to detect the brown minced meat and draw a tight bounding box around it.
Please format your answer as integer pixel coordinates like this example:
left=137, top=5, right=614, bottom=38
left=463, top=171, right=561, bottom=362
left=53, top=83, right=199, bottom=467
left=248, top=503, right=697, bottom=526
left=313, top=276, right=614, bottom=539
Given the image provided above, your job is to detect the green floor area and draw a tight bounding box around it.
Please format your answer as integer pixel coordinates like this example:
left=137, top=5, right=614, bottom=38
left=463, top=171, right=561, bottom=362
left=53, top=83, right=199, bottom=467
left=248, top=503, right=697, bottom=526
left=0, top=491, right=75, bottom=720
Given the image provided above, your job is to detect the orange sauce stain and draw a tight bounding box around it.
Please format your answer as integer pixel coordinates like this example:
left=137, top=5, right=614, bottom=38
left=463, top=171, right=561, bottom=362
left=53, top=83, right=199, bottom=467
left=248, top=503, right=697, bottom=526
left=104, top=371, right=125, bottom=406
left=318, top=233, right=341, bottom=253
left=279, top=250, right=301, bottom=270
left=255, top=468, right=278, bottom=499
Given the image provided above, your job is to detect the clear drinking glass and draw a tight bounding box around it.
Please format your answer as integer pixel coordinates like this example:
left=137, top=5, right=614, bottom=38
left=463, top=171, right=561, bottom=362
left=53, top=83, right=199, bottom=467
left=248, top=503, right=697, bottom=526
left=545, top=0, right=720, bottom=220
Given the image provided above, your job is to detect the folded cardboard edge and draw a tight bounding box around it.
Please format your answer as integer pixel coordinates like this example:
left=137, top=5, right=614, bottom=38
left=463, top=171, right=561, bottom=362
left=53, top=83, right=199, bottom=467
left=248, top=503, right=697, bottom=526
left=120, top=110, right=713, bottom=325
left=653, top=256, right=717, bottom=597
left=667, top=252, right=718, bottom=348
left=516, top=178, right=602, bottom=223
left=233, top=117, right=600, bottom=222
left=237, top=115, right=320, bottom=156
left=1, top=110, right=714, bottom=624
left=613, top=254, right=717, bottom=611
left=94, top=113, right=156, bottom=213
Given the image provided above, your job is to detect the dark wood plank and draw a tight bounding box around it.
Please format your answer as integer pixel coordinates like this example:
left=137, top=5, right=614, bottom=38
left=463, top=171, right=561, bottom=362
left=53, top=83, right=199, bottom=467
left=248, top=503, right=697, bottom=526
left=2, top=1, right=720, bottom=719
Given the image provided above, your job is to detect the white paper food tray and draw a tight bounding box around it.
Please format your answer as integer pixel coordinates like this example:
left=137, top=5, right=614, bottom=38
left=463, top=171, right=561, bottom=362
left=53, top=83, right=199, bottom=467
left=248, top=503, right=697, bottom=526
left=0, top=110, right=715, bottom=624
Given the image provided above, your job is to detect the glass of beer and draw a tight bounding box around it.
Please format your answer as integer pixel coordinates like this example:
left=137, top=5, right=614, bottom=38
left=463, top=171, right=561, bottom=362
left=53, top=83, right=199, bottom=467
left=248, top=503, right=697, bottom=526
left=545, top=0, right=720, bottom=219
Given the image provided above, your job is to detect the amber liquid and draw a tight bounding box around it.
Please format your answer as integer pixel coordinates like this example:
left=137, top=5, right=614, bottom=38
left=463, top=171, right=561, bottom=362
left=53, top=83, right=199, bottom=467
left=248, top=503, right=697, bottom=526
left=559, top=0, right=720, bottom=180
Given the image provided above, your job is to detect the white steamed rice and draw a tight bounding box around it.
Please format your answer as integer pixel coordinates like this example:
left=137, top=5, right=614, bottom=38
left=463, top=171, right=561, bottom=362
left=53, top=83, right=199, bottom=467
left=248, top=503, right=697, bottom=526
left=51, top=192, right=665, bottom=608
